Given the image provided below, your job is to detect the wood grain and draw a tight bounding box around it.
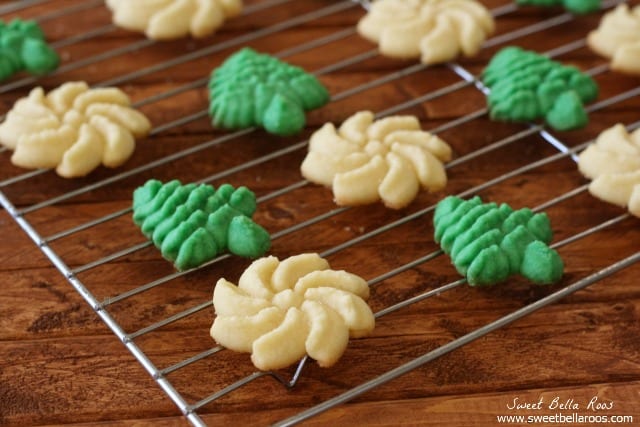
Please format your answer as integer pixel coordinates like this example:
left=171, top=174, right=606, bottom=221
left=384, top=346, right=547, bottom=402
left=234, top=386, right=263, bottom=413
left=1, top=0, right=639, bottom=426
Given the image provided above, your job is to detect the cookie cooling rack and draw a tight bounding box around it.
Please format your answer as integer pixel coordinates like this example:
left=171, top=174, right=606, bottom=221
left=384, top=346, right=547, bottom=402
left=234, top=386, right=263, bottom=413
left=1, top=1, right=639, bottom=425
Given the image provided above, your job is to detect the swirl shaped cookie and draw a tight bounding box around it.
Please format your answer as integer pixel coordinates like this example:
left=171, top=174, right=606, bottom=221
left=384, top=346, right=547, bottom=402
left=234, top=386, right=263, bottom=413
left=578, top=124, right=640, bottom=217
left=210, top=253, right=374, bottom=370
left=588, top=4, right=640, bottom=75
left=209, top=47, right=329, bottom=136
left=106, top=0, right=242, bottom=40
left=357, top=0, right=494, bottom=65
left=301, top=111, right=452, bottom=209
left=0, top=18, right=59, bottom=81
left=0, top=82, right=151, bottom=177
left=133, top=179, right=271, bottom=271
left=482, top=46, right=598, bottom=131
left=434, top=196, right=564, bottom=286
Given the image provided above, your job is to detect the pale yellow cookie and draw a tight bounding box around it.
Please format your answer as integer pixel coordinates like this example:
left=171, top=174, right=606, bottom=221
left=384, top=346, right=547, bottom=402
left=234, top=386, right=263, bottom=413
left=301, top=111, right=452, bottom=209
left=210, top=253, right=374, bottom=370
left=0, top=82, right=151, bottom=178
left=357, top=0, right=494, bottom=65
left=106, top=0, right=242, bottom=40
left=587, top=4, right=640, bottom=75
left=589, top=171, right=640, bottom=217
left=578, top=123, right=640, bottom=217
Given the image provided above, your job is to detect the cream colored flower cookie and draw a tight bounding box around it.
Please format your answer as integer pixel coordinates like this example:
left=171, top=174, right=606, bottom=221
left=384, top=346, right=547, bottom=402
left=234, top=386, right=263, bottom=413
left=0, top=82, right=151, bottom=178
left=301, top=111, right=452, bottom=209
left=587, top=4, right=640, bottom=75
left=106, top=0, right=242, bottom=40
left=357, top=0, right=494, bottom=65
left=578, top=123, right=640, bottom=217
left=210, top=253, right=374, bottom=370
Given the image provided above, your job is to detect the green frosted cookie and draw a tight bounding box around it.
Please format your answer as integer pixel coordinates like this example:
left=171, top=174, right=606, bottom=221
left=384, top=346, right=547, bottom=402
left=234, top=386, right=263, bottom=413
left=433, top=196, right=564, bottom=286
left=208, top=47, right=330, bottom=136
left=0, top=19, right=59, bottom=81
left=516, top=0, right=601, bottom=14
left=482, top=46, right=598, bottom=131
left=133, top=179, right=271, bottom=271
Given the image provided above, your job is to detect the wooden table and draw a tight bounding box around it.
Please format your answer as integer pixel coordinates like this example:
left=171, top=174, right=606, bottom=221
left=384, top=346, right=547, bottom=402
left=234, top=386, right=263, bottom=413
left=1, top=1, right=639, bottom=425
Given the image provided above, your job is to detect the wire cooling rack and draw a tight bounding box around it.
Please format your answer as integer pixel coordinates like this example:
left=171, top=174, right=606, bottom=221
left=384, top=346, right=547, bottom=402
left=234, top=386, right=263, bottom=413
left=1, top=0, right=639, bottom=425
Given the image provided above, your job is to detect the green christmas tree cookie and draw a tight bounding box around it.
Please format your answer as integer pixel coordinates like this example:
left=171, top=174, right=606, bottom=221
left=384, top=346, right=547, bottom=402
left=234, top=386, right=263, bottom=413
left=433, top=196, right=564, bottom=286
left=516, top=0, right=601, bottom=15
left=208, top=47, right=330, bottom=136
left=133, top=179, right=271, bottom=271
left=0, top=19, right=59, bottom=81
left=482, top=46, right=598, bottom=131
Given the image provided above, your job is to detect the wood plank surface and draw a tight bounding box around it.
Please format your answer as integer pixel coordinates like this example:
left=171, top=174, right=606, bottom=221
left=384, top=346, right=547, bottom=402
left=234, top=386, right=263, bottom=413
left=1, top=0, right=639, bottom=426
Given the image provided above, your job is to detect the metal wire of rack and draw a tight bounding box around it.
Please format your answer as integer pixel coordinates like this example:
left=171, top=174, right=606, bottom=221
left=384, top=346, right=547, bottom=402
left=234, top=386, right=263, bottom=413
left=0, top=1, right=638, bottom=426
